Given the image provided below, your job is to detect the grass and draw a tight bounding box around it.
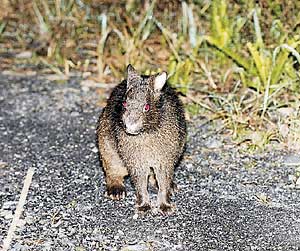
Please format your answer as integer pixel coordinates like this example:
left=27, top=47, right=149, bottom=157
left=1, top=0, right=300, bottom=150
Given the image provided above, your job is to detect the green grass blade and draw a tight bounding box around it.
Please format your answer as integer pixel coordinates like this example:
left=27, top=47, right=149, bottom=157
left=211, top=0, right=231, bottom=48
left=134, top=0, right=156, bottom=39
left=271, top=42, right=300, bottom=85
left=252, top=9, right=264, bottom=48
left=206, top=36, right=252, bottom=73
left=33, top=0, right=49, bottom=35
left=247, top=42, right=267, bottom=86
left=153, top=18, right=180, bottom=61
left=0, top=22, right=7, bottom=36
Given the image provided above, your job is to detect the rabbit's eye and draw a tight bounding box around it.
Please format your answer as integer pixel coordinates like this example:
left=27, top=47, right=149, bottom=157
left=122, top=101, right=127, bottom=108
left=144, top=103, right=150, bottom=112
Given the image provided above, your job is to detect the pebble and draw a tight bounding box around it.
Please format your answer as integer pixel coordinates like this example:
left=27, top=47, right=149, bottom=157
left=71, top=111, right=80, bottom=117
left=16, top=51, right=32, bottom=59
left=92, top=147, right=98, bottom=153
left=120, top=243, right=150, bottom=251
left=296, top=177, right=300, bottom=188
left=0, top=209, right=13, bottom=219
left=205, top=138, right=223, bottom=149
left=0, top=161, right=8, bottom=168
left=283, top=154, right=300, bottom=166
left=2, top=201, right=17, bottom=210
left=132, top=213, right=139, bottom=220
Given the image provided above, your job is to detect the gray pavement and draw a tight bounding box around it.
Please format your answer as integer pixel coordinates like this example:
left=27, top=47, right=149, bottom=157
left=1, top=74, right=300, bottom=251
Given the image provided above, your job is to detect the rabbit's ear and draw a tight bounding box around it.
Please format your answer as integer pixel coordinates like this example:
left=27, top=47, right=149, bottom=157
left=127, top=64, right=138, bottom=80
left=153, top=72, right=167, bottom=92
left=126, top=64, right=141, bottom=89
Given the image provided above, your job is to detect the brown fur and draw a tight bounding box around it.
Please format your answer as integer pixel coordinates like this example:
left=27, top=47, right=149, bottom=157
left=97, top=65, right=186, bottom=214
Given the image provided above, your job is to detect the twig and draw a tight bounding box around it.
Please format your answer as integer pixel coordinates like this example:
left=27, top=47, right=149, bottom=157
left=198, top=61, right=217, bottom=89
left=2, top=167, right=35, bottom=251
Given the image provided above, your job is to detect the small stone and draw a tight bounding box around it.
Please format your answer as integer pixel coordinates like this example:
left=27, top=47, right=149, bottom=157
left=16, top=51, right=32, bottom=59
left=75, top=247, right=86, bottom=251
left=284, top=155, right=300, bottom=166
left=92, top=147, right=98, bottom=153
left=288, top=174, right=296, bottom=182
left=279, top=124, right=289, bottom=138
left=0, top=161, right=8, bottom=168
left=205, top=138, right=222, bottom=149
left=0, top=209, right=13, bottom=219
left=2, top=201, right=17, bottom=210
left=81, top=79, right=96, bottom=87
left=45, top=74, right=68, bottom=81
left=296, top=178, right=300, bottom=188
left=118, top=230, right=124, bottom=235
left=70, top=111, right=80, bottom=117
left=81, top=85, right=90, bottom=92
left=186, top=163, right=194, bottom=171
left=120, top=243, right=150, bottom=251
left=82, top=72, right=92, bottom=78
left=88, top=143, right=95, bottom=148
left=278, top=107, right=294, bottom=117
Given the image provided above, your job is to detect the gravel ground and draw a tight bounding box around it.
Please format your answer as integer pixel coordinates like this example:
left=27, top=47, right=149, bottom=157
left=1, top=73, right=300, bottom=251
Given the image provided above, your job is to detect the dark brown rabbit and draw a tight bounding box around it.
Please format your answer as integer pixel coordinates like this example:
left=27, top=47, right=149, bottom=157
left=97, top=65, right=186, bottom=214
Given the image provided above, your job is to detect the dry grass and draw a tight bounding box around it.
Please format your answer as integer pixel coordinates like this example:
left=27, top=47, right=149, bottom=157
left=1, top=0, right=300, bottom=150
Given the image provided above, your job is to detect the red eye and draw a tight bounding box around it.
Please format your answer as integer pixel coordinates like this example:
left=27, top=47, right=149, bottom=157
left=144, top=103, right=150, bottom=112
left=122, top=101, right=127, bottom=108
